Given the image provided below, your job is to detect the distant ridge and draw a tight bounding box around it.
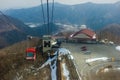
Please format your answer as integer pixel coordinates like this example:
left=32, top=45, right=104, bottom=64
left=5, top=2, right=120, bottom=30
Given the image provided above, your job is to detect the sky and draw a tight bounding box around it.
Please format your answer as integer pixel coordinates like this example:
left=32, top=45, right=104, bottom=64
left=0, top=0, right=120, bottom=10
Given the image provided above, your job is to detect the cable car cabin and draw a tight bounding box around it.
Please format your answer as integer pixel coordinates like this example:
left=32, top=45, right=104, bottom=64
left=26, top=48, right=36, bottom=61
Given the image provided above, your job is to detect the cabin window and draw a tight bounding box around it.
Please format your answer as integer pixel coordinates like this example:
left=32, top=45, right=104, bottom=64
left=27, top=52, right=34, bottom=57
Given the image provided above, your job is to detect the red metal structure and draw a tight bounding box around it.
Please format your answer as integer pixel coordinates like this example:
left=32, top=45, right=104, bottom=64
left=26, top=48, right=36, bottom=61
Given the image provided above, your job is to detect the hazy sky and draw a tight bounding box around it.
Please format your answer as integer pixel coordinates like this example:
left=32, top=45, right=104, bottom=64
left=0, top=0, right=120, bottom=10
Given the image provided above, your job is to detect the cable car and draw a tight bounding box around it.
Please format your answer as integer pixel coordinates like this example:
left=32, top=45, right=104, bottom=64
left=26, top=47, right=36, bottom=61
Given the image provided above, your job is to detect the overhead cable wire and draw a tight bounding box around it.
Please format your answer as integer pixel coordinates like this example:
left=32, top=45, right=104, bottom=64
left=40, top=0, right=55, bottom=35
left=51, top=0, right=55, bottom=23
left=40, top=0, right=46, bottom=36
left=47, top=0, right=50, bottom=35
left=50, top=0, right=55, bottom=35
left=0, top=11, right=13, bottom=27
left=40, top=0, right=45, bottom=24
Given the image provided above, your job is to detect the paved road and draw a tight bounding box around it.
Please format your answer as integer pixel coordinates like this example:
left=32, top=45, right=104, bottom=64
left=61, top=42, right=120, bottom=80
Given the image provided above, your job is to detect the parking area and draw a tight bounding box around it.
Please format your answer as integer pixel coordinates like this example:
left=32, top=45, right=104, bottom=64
left=62, top=43, right=120, bottom=80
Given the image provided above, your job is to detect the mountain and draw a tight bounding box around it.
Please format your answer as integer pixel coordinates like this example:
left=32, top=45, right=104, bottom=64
left=0, top=14, right=33, bottom=48
left=5, top=2, right=120, bottom=30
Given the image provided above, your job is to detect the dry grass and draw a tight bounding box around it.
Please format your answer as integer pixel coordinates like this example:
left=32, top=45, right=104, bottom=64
left=0, top=38, right=51, bottom=80
left=85, top=70, right=120, bottom=80
left=0, top=53, right=25, bottom=80
left=65, top=56, right=79, bottom=80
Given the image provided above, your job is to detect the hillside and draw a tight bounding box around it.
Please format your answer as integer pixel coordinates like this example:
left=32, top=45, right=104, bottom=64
left=101, top=24, right=120, bottom=36
left=0, top=14, right=33, bottom=48
left=0, top=39, right=50, bottom=80
left=5, top=2, right=120, bottom=30
left=98, top=23, right=120, bottom=43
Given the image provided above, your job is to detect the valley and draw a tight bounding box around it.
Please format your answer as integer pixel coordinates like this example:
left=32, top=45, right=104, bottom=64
left=0, top=1, right=120, bottom=80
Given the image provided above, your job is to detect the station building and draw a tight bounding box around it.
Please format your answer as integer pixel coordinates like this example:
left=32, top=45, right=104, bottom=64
left=69, top=29, right=97, bottom=43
